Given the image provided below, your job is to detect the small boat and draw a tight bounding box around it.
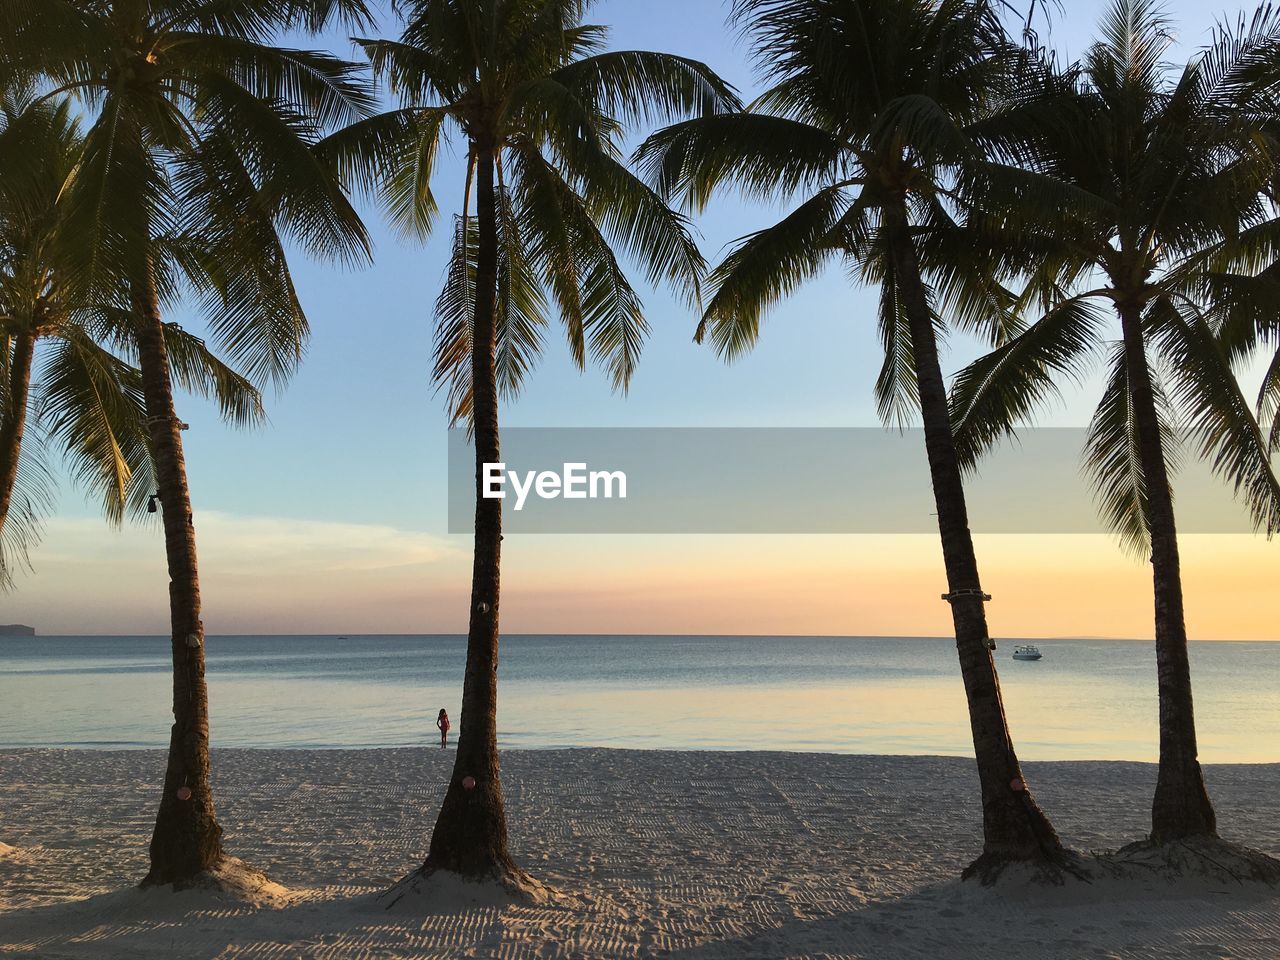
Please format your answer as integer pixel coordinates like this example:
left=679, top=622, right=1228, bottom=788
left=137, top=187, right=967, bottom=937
left=1012, top=644, right=1042, bottom=661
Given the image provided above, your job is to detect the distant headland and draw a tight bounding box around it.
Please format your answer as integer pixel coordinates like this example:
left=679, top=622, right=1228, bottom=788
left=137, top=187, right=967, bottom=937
left=0, top=624, right=35, bottom=637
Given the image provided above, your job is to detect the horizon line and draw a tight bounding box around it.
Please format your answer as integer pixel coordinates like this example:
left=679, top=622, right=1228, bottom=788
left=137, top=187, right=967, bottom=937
left=14, top=632, right=1280, bottom=642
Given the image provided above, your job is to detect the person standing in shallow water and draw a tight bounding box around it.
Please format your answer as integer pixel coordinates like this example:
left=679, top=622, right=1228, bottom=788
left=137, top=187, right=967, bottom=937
left=436, top=709, right=450, bottom=748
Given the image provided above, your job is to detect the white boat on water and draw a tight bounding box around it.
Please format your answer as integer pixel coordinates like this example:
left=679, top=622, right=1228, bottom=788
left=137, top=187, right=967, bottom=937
left=1012, top=645, right=1042, bottom=661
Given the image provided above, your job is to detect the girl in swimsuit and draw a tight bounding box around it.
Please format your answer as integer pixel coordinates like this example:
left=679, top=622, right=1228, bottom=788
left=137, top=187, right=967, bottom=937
left=436, top=708, right=450, bottom=748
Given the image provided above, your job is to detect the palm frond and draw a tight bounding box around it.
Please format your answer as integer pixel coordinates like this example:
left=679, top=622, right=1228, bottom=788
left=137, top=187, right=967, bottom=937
left=551, top=49, right=741, bottom=127
left=1094, top=0, right=1174, bottom=90
left=697, top=185, right=848, bottom=359
left=58, top=95, right=169, bottom=307
left=0, top=428, right=53, bottom=592
left=554, top=135, right=706, bottom=304
left=634, top=113, right=844, bottom=211
left=1085, top=342, right=1179, bottom=556
left=514, top=150, right=650, bottom=391
left=193, top=76, right=372, bottom=267
left=951, top=292, right=1108, bottom=469
left=170, top=128, right=320, bottom=387
left=316, top=107, right=448, bottom=239
left=432, top=187, right=551, bottom=424
left=432, top=213, right=477, bottom=425
left=1151, top=293, right=1280, bottom=536
left=874, top=245, right=920, bottom=426
left=169, top=33, right=376, bottom=130
left=34, top=327, right=151, bottom=526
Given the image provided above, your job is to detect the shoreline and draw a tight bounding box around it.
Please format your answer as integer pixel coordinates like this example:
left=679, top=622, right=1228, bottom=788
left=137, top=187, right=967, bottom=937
left=8, top=745, right=1280, bottom=769
left=5, top=745, right=1280, bottom=765
left=3, top=748, right=1279, bottom=958
left=4, top=743, right=1280, bottom=762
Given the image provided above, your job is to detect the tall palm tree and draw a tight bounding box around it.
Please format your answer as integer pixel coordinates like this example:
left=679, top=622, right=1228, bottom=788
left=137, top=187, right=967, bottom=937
left=1, top=0, right=373, bottom=887
left=949, top=0, right=1280, bottom=850
left=325, top=0, right=736, bottom=893
left=637, top=0, right=1069, bottom=878
left=0, top=93, right=73, bottom=584
left=0, top=90, right=261, bottom=592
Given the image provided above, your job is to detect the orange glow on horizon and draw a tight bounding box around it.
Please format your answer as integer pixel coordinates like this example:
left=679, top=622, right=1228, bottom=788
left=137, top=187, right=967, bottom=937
left=10, top=517, right=1278, bottom=638
left=498, top=534, right=1280, bottom=641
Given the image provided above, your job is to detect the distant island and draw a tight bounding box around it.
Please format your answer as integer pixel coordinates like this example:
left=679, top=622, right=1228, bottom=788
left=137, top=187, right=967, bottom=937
left=0, top=624, right=35, bottom=637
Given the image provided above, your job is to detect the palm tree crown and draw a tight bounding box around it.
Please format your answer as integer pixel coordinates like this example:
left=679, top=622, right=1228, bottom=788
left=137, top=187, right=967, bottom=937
left=952, top=0, right=1280, bottom=550
left=1, top=0, right=375, bottom=373
left=328, top=0, right=739, bottom=419
left=639, top=0, right=1027, bottom=409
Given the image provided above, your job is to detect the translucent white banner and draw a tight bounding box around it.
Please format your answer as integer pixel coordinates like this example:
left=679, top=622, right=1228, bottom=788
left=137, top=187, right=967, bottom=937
left=446, top=428, right=1265, bottom=534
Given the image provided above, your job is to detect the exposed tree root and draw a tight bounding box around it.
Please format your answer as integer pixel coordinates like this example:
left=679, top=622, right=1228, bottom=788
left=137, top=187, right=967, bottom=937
left=377, top=864, right=555, bottom=913
left=964, top=836, right=1280, bottom=892
left=141, top=856, right=294, bottom=906
left=963, top=847, right=1094, bottom=886
left=1103, top=836, right=1280, bottom=887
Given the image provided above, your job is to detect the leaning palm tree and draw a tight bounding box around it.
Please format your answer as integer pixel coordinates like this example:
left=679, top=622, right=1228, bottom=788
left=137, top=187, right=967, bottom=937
left=949, top=0, right=1280, bottom=861
left=1, top=0, right=373, bottom=887
left=0, top=90, right=262, bottom=592
left=0, top=93, right=66, bottom=584
left=324, top=0, right=736, bottom=895
left=0, top=89, right=151, bottom=588
left=637, top=0, right=1070, bottom=878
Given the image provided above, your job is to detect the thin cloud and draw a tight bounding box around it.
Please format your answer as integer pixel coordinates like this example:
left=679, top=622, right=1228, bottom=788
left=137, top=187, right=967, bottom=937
left=6, top=513, right=463, bottom=633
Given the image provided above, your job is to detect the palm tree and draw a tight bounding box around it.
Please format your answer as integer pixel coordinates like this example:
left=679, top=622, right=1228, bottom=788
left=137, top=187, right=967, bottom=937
left=324, top=0, right=737, bottom=894
left=0, top=89, right=151, bottom=589
left=636, top=0, right=1070, bottom=878
left=0, top=89, right=262, bottom=592
left=949, top=0, right=1280, bottom=852
left=1, top=0, right=373, bottom=887
left=0, top=93, right=71, bottom=584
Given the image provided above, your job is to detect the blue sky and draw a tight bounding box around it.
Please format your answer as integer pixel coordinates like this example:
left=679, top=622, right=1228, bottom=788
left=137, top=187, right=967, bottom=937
left=9, top=0, right=1280, bottom=637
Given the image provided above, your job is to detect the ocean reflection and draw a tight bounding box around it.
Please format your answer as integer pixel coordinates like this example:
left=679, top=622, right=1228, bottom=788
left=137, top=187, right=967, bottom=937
left=1, top=635, right=1277, bottom=761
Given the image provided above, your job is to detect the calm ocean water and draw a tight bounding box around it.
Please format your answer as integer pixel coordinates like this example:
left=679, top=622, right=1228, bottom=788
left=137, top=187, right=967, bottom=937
left=1, top=635, right=1277, bottom=761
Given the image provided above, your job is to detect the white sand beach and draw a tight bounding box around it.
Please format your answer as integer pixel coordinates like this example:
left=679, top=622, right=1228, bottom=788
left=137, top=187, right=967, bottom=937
left=2, top=748, right=1279, bottom=959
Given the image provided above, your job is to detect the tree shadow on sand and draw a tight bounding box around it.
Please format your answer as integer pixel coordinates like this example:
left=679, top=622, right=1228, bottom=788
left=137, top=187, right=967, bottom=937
left=0, top=876, right=590, bottom=959
left=4, top=864, right=1278, bottom=960
left=0, top=884, right=367, bottom=959
left=664, top=871, right=1280, bottom=960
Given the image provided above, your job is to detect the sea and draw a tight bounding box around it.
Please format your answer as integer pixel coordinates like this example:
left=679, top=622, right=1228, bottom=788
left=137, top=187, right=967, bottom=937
left=1, top=635, right=1277, bottom=762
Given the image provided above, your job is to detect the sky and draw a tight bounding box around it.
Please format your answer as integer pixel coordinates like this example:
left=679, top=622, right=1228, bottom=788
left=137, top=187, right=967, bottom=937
left=4, top=0, right=1280, bottom=639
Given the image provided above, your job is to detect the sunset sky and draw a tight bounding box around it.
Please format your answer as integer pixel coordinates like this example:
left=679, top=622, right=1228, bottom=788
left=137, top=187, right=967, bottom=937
left=5, top=0, right=1280, bottom=639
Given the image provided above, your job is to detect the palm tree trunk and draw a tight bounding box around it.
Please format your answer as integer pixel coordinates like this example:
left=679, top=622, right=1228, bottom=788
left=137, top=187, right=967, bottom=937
left=422, top=142, right=521, bottom=881
left=0, top=333, right=36, bottom=537
left=884, top=205, right=1064, bottom=873
left=1115, top=298, right=1216, bottom=843
left=134, top=259, right=225, bottom=886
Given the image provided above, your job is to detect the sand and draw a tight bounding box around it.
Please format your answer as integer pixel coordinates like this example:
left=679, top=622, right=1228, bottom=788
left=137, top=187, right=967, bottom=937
left=1, top=748, right=1278, bottom=958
